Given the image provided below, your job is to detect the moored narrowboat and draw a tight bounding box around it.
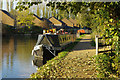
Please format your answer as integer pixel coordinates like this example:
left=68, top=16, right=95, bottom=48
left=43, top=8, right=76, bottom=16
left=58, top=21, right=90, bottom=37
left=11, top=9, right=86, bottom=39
left=32, top=34, right=76, bottom=57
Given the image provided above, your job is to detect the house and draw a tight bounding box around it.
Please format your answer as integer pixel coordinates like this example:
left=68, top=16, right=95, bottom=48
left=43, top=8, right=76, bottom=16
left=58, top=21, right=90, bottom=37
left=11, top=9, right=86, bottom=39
left=49, top=17, right=67, bottom=30
left=0, top=9, right=14, bottom=26
left=0, top=10, right=15, bottom=34
left=32, top=14, right=43, bottom=27
left=59, top=20, right=67, bottom=27
left=69, top=18, right=79, bottom=27
left=61, top=18, right=74, bottom=27
left=33, top=14, right=52, bottom=29
left=39, top=18, right=53, bottom=29
left=49, top=17, right=63, bottom=27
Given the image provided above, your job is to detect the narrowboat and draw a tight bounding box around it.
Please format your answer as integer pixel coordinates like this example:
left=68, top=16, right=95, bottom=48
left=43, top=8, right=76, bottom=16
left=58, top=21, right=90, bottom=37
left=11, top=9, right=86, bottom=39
left=32, top=34, right=76, bottom=57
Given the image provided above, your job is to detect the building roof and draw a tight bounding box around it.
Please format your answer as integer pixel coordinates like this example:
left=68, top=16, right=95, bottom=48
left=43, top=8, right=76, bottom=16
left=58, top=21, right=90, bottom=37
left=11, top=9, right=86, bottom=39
left=61, top=18, right=74, bottom=27
left=49, top=17, right=62, bottom=25
left=0, top=9, right=14, bottom=26
left=33, top=14, right=43, bottom=21
left=33, top=14, right=52, bottom=29
left=59, top=20, right=66, bottom=25
left=33, top=14, right=52, bottom=23
left=0, top=9, right=14, bottom=19
left=33, top=14, right=43, bottom=26
left=69, top=18, right=78, bottom=27
left=41, top=18, right=52, bottom=24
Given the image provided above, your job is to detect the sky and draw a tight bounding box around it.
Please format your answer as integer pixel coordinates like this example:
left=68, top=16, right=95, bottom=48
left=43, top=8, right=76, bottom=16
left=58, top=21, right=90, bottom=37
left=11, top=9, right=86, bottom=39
left=1, top=0, right=63, bottom=18
left=1, top=0, right=50, bottom=18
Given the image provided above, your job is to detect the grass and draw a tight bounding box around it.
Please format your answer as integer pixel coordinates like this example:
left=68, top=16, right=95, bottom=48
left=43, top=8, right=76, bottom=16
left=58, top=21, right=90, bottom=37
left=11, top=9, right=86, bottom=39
left=30, top=34, right=85, bottom=78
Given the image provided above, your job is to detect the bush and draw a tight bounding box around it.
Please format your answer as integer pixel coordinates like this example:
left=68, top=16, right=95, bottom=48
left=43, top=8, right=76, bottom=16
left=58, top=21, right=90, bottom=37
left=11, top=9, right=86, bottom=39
left=95, top=53, right=120, bottom=78
left=95, top=53, right=111, bottom=77
left=31, top=26, right=43, bottom=34
left=14, top=26, right=43, bottom=34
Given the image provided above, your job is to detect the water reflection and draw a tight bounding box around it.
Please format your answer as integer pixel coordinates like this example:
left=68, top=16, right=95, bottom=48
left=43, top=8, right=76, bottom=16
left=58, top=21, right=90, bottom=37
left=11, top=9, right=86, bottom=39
left=0, top=35, right=2, bottom=79
left=2, top=35, right=41, bottom=78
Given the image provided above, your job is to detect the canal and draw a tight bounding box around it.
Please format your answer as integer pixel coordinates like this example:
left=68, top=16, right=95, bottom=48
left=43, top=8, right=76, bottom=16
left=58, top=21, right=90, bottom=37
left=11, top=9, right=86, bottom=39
left=1, top=35, right=42, bottom=78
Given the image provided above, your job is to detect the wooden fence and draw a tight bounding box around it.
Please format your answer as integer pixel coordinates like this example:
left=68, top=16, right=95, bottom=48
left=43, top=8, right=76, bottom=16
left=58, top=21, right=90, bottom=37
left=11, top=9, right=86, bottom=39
left=95, top=35, right=115, bottom=55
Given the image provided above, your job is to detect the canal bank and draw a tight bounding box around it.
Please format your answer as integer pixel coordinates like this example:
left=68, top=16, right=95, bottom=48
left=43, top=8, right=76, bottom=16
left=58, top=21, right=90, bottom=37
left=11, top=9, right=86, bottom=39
left=31, top=34, right=97, bottom=78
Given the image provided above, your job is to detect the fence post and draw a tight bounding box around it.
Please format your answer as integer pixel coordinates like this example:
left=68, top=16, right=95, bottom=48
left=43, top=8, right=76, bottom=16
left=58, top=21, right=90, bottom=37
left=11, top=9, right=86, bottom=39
left=95, top=35, right=98, bottom=55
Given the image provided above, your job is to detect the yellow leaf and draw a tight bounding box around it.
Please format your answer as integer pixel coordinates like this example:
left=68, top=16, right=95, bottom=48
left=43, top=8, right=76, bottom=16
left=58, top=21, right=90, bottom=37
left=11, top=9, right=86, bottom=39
left=107, top=24, right=109, bottom=26
left=28, top=26, right=30, bottom=29
left=109, top=19, right=113, bottom=22
left=112, top=63, right=115, bottom=67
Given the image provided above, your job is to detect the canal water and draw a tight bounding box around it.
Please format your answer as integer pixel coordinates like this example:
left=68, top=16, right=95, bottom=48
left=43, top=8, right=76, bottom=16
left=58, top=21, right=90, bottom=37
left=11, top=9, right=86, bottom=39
left=2, top=35, right=43, bottom=78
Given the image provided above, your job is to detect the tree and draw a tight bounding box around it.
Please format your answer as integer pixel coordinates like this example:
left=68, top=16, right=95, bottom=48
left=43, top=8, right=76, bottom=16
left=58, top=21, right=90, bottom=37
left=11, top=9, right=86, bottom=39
left=17, top=10, right=35, bottom=29
left=37, top=5, right=40, bottom=16
left=76, top=11, right=91, bottom=28
left=9, top=9, right=18, bottom=27
left=16, top=2, right=42, bottom=11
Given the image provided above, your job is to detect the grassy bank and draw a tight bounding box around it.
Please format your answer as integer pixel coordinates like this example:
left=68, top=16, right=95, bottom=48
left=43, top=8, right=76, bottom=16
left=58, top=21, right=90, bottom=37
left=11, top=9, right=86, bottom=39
left=30, top=34, right=85, bottom=78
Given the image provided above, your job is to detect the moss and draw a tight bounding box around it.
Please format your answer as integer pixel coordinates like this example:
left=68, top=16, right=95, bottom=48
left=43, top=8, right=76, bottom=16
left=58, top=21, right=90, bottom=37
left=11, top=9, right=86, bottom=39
left=30, top=34, right=85, bottom=78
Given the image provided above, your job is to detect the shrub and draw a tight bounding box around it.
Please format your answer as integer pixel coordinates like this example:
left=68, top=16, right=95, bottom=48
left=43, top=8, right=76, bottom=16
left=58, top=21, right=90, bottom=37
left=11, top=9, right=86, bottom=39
left=95, top=52, right=120, bottom=78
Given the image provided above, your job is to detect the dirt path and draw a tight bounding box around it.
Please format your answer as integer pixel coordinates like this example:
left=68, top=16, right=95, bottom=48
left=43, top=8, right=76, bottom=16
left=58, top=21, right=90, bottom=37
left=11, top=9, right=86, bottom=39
left=68, top=34, right=96, bottom=58
left=55, top=35, right=97, bottom=78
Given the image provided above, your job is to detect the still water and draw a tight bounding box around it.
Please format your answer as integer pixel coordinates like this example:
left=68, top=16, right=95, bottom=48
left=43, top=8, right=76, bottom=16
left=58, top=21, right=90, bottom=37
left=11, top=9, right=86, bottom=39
left=2, top=35, right=42, bottom=78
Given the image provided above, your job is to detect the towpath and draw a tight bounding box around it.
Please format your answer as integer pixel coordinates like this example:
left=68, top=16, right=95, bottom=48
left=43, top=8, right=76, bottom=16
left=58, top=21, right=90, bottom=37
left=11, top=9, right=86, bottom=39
left=55, top=34, right=97, bottom=78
